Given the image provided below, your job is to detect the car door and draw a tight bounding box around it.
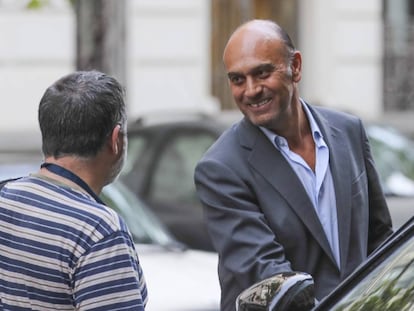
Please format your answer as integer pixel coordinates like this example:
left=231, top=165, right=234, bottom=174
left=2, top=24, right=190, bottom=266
left=315, top=217, right=414, bottom=310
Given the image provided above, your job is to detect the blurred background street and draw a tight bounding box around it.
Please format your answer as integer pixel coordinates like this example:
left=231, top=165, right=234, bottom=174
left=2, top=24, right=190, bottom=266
left=1, top=0, right=414, bottom=137
left=1, top=1, right=414, bottom=310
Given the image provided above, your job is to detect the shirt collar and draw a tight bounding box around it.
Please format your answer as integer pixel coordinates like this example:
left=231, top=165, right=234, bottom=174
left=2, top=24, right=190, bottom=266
left=301, top=100, right=325, bottom=147
left=260, top=99, right=326, bottom=148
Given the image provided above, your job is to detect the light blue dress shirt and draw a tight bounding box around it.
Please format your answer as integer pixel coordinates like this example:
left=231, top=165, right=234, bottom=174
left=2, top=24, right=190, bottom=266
left=260, top=101, right=340, bottom=267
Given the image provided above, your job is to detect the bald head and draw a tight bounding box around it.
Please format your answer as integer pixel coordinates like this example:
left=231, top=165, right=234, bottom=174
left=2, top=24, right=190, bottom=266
left=223, top=19, right=296, bottom=64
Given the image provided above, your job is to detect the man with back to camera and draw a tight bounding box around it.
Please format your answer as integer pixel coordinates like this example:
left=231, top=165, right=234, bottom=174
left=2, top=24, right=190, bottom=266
left=194, top=19, right=393, bottom=311
left=0, top=70, right=148, bottom=310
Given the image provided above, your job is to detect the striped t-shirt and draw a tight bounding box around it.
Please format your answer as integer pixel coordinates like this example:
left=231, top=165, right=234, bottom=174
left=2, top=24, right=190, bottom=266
left=0, top=175, right=148, bottom=310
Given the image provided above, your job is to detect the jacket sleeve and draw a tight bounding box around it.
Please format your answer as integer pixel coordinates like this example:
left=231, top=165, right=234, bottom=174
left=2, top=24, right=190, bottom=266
left=194, top=157, right=293, bottom=304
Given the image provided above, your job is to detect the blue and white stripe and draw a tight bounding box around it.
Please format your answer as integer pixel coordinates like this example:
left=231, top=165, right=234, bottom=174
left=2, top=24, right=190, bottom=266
left=0, top=176, right=147, bottom=310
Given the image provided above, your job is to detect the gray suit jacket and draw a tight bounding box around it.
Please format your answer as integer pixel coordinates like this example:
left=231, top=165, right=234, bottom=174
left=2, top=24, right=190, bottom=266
left=194, top=104, right=393, bottom=311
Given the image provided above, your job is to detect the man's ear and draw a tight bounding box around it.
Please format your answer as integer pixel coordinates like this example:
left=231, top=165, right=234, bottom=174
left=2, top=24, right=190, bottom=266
left=110, top=124, right=121, bottom=155
left=291, top=51, right=302, bottom=82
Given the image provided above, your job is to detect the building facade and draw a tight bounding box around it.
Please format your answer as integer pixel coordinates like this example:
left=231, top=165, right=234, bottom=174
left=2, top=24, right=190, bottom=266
left=0, top=0, right=412, bottom=135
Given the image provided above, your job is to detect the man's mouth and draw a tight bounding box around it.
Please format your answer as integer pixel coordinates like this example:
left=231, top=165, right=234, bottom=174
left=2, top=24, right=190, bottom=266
left=248, top=98, right=272, bottom=108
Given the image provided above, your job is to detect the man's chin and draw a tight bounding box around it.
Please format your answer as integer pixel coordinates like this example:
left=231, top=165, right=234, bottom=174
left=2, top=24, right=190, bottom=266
left=247, top=114, right=274, bottom=128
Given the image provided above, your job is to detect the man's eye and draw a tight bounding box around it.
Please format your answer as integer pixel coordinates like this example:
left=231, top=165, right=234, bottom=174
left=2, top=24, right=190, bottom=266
left=258, top=70, right=270, bottom=79
left=230, top=76, right=244, bottom=85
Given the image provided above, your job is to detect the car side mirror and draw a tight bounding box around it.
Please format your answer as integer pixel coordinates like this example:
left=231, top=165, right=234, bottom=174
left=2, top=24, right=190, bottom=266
left=236, top=271, right=315, bottom=311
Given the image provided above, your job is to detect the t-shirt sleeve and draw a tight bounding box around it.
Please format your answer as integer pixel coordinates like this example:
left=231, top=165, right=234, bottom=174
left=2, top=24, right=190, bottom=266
left=71, top=231, right=148, bottom=310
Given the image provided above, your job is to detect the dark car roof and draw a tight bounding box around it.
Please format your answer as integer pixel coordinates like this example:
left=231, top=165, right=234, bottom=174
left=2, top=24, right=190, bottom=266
left=128, top=110, right=243, bottom=133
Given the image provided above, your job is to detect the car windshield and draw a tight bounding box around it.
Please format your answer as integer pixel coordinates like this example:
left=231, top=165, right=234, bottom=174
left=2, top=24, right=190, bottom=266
left=318, top=220, right=414, bottom=310
left=101, top=181, right=179, bottom=247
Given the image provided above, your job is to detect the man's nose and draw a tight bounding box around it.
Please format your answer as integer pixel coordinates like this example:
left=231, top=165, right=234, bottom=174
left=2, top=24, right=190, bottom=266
left=244, top=78, right=261, bottom=97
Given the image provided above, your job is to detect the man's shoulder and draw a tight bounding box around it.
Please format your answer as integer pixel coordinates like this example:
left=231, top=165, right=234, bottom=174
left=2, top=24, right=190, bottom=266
left=0, top=177, right=22, bottom=191
left=2, top=176, right=123, bottom=233
left=308, top=104, right=364, bottom=133
left=310, top=103, right=361, bottom=121
left=201, top=121, right=245, bottom=158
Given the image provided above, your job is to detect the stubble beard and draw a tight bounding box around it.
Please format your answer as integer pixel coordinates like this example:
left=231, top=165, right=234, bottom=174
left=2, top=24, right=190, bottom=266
left=107, top=147, right=126, bottom=185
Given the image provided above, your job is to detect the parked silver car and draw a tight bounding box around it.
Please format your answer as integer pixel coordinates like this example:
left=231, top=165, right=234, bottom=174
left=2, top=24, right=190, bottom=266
left=101, top=181, right=220, bottom=311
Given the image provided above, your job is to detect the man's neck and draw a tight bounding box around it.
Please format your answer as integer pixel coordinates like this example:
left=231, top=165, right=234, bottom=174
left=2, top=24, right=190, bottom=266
left=39, top=156, right=102, bottom=195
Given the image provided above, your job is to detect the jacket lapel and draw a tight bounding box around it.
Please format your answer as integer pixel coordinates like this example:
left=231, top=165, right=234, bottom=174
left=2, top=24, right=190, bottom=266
left=237, top=118, right=338, bottom=266
left=310, top=107, right=352, bottom=272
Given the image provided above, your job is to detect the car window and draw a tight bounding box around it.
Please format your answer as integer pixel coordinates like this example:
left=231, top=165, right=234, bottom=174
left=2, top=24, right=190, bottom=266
left=325, top=234, right=414, bottom=310
left=149, top=132, right=216, bottom=206
left=367, top=125, right=414, bottom=196
left=100, top=182, right=175, bottom=247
